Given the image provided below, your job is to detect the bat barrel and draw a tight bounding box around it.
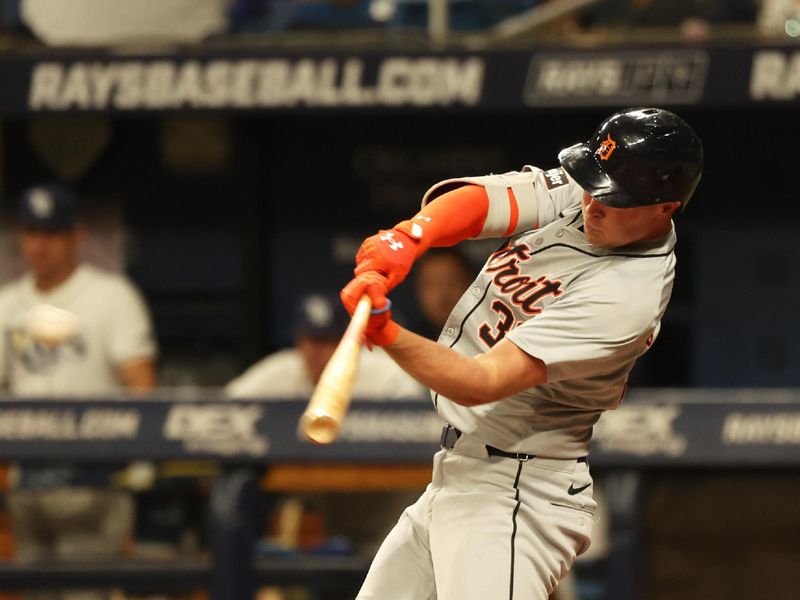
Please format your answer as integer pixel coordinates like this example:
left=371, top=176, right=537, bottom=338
left=298, top=295, right=373, bottom=444
left=299, top=409, right=339, bottom=445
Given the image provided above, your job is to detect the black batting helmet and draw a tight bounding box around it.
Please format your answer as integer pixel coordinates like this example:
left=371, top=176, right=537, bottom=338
left=558, top=107, right=703, bottom=208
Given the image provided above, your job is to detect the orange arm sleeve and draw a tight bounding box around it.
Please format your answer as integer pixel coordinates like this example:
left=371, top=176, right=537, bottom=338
left=395, top=184, right=490, bottom=256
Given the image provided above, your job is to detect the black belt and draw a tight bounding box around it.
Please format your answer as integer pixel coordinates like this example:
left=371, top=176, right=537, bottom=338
left=440, top=425, right=587, bottom=463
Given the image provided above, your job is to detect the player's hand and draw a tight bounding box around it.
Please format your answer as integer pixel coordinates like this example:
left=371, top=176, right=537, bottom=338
left=340, top=272, right=400, bottom=347
left=353, top=228, right=419, bottom=290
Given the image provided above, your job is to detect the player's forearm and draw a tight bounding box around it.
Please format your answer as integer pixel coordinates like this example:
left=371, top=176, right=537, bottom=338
left=383, top=327, right=505, bottom=406
left=394, top=185, right=489, bottom=254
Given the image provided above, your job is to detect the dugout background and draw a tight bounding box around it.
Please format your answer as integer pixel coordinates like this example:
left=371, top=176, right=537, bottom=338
left=2, top=106, right=797, bottom=387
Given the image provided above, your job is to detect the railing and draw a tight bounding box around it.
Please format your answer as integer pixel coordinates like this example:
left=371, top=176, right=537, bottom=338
left=0, top=391, right=798, bottom=465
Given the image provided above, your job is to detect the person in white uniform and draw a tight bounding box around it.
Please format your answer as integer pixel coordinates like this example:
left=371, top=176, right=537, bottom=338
left=226, top=291, right=424, bottom=400
left=0, top=183, right=157, bottom=595
left=339, top=108, right=703, bottom=600
left=0, top=184, right=157, bottom=397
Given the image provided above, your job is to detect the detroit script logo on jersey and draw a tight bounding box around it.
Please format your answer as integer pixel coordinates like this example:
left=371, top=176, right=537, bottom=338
left=478, top=242, right=563, bottom=348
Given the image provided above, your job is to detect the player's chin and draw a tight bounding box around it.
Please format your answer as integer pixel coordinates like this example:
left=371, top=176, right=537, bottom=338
left=584, top=227, right=608, bottom=248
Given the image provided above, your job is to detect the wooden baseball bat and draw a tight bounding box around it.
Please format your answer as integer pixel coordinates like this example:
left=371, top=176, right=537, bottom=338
left=299, top=295, right=372, bottom=444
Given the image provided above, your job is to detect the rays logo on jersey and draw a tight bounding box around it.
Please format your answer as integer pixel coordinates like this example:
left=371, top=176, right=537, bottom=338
left=5, top=327, right=87, bottom=374
left=478, top=242, right=563, bottom=348
left=543, top=167, right=568, bottom=190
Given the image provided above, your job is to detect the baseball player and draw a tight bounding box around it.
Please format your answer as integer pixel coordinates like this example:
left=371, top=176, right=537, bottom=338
left=340, top=108, right=703, bottom=599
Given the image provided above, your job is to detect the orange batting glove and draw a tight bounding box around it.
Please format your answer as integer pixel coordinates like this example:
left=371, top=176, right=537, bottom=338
left=340, top=272, right=400, bottom=347
left=353, top=228, right=421, bottom=291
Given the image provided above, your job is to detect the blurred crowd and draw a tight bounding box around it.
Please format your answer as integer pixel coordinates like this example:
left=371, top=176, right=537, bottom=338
left=0, top=0, right=796, bottom=44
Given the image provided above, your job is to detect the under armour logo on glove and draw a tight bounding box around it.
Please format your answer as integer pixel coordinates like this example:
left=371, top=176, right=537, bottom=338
left=379, top=232, right=404, bottom=251
left=354, top=228, right=418, bottom=290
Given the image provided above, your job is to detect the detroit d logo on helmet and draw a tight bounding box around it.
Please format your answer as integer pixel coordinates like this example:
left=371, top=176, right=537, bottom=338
left=596, top=134, right=617, bottom=161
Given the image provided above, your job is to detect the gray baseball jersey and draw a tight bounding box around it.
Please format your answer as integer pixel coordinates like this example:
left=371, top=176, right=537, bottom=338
left=422, top=165, right=676, bottom=458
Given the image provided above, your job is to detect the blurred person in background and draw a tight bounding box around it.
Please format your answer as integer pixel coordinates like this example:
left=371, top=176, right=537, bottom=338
left=226, top=291, right=424, bottom=400
left=409, top=247, right=475, bottom=341
left=758, top=0, right=800, bottom=35
left=20, top=0, right=227, bottom=46
left=0, top=183, right=158, bottom=600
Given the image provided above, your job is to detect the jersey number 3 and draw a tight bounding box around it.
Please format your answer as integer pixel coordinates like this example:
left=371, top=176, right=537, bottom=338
left=478, top=300, right=515, bottom=348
